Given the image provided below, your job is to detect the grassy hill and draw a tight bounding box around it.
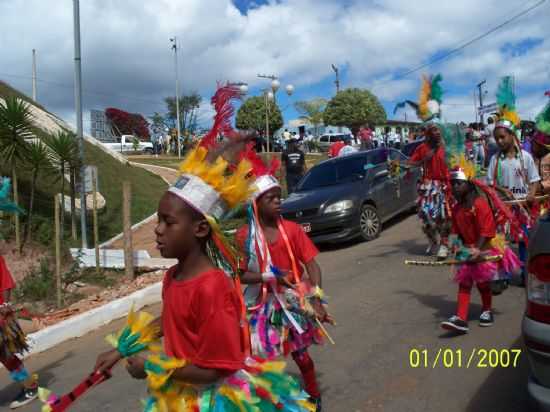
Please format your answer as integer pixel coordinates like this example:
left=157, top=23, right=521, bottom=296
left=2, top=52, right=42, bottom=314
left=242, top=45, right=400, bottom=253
left=0, top=81, right=167, bottom=246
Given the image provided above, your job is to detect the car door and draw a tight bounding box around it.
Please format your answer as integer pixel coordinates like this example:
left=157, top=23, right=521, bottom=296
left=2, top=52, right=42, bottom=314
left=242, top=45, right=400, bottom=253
left=388, top=149, right=417, bottom=210
left=365, top=150, right=398, bottom=219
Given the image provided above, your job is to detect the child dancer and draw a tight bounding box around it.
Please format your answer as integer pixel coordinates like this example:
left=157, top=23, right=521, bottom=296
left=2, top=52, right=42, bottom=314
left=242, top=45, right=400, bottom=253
left=487, top=77, right=541, bottom=282
left=0, top=178, right=39, bottom=409
left=236, top=149, right=330, bottom=411
left=93, top=85, right=313, bottom=412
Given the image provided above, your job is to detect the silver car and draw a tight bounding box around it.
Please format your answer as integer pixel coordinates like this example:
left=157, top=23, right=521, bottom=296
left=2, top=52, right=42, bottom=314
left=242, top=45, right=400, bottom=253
left=522, top=212, right=550, bottom=410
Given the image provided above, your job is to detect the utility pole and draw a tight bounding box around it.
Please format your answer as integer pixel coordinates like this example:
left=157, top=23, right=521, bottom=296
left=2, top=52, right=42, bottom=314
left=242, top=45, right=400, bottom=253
left=170, top=37, right=182, bottom=158
left=476, top=80, right=486, bottom=124
left=32, top=49, right=37, bottom=102
left=72, top=0, right=87, bottom=248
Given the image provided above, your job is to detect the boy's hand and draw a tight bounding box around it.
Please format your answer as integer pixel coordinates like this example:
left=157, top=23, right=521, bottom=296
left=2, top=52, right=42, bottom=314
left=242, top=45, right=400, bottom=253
left=311, top=299, right=329, bottom=322
left=526, top=193, right=536, bottom=207
left=469, top=247, right=481, bottom=261
left=95, top=349, right=122, bottom=372
left=126, top=356, right=147, bottom=380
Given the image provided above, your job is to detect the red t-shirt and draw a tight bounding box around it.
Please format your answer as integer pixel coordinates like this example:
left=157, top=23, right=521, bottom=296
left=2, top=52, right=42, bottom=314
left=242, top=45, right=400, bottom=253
left=329, top=141, right=345, bottom=158
left=451, top=197, right=496, bottom=246
left=0, top=256, right=15, bottom=305
left=236, top=219, right=319, bottom=279
left=409, top=143, right=449, bottom=180
left=162, top=267, right=245, bottom=371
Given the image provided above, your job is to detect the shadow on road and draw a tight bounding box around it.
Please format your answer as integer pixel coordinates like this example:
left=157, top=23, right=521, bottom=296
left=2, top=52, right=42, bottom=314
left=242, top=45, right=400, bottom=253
left=465, top=337, right=530, bottom=412
left=0, top=351, right=75, bottom=406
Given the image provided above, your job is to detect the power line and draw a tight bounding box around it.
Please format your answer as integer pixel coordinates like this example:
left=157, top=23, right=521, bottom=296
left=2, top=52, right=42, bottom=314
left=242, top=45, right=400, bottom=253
left=372, top=0, right=547, bottom=89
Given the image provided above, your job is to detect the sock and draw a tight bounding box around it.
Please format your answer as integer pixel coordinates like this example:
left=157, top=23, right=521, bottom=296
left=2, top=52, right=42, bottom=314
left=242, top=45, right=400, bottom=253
left=477, top=282, right=492, bottom=312
left=292, top=350, right=320, bottom=399
left=457, top=283, right=472, bottom=321
left=1, top=356, right=36, bottom=388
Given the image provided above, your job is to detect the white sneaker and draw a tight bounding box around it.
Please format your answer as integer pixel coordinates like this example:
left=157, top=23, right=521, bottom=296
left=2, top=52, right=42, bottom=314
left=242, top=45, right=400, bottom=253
left=437, top=245, right=449, bottom=260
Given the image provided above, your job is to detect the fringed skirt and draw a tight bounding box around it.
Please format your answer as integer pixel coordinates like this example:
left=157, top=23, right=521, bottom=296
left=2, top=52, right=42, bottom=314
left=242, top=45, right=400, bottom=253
left=453, top=247, right=521, bottom=287
left=143, top=356, right=315, bottom=412
left=0, top=311, right=29, bottom=359
left=417, top=179, right=449, bottom=224
left=245, top=285, right=324, bottom=358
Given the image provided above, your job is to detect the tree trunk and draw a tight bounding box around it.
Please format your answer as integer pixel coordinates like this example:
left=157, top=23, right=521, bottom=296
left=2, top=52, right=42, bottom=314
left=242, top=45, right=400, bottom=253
left=12, top=166, right=20, bottom=253
left=70, top=167, right=77, bottom=241
left=24, top=170, right=37, bottom=247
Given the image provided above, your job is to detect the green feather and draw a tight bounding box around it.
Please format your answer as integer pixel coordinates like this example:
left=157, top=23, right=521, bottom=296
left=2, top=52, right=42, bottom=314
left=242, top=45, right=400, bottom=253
left=430, top=74, right=444, bottom=103
left=536, top=102, right=550, bottom=135
left=496, top=76, right=516, bottom=111
left=441, top=124, right=465, bottom=168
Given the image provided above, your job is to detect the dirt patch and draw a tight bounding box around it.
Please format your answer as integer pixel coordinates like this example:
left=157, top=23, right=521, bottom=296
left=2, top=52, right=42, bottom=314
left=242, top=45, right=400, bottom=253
left=1, top=240, right=49, bottom=282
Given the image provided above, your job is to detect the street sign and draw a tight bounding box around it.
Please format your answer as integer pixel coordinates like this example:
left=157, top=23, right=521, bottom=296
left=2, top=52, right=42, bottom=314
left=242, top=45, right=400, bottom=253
left=478, top=102, right=498, bottom=115
left=83, top=165, right=98, bottom=193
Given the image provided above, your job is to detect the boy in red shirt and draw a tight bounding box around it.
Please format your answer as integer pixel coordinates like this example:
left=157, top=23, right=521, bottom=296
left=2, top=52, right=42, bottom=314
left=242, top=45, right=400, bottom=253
left=408, top=124, right=451, bottom=258
left=0, top=177, right=39, bottom=409
left=440, top=166, right=520, bottom=333
left=95, top=85, right=312, bottom=411
left=236, top=150, right=331, bottom=411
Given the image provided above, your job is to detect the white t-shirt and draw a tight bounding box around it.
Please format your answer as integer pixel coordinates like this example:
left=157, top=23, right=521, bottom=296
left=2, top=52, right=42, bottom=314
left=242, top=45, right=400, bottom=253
left=487, top=149, right=541, bottom=199
left=338, top=145, right=358, bottom=157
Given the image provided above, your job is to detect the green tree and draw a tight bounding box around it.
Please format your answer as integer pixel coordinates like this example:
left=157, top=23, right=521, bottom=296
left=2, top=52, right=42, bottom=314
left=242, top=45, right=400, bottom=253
left=0, top=96, right=33, bottom=251
left=294, top=98, right=327, bottom=137
left=44, top=131, right=79, bottom=238
left=236, top=96, right=283, bottom=137
left=324, top=88, right=386, bottom=137
left=164, top=92, right=202, bottom=136
left=23, top=140, right=53, bottom=245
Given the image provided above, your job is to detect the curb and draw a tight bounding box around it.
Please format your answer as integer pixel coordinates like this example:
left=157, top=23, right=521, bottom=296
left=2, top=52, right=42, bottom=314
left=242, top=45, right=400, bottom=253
left=24, top=281, right=162, bottom=357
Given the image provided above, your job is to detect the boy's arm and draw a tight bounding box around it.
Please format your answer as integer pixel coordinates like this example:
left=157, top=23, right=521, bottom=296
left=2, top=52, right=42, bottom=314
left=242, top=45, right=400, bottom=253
left=171, top=363, right=228, bottom=384
left=304, top=259, right=329, bottom=321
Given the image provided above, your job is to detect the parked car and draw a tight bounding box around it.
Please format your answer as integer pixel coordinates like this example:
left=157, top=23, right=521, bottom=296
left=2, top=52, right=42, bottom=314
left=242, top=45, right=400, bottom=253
left=522, top=212, right=550, bottom=410
left=101, top=134, right=154, bottom=154
left=281, top=148, right=421, bottom=244
left=317, top=133, right=354, bottom=151
left=401, top=138, right=425, bottom=157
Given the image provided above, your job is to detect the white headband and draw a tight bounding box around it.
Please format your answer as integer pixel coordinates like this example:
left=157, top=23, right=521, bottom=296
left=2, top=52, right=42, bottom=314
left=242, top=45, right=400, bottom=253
left=252, top=175, right=281, bottom=199
left=168, top=174, right=227, bottom=220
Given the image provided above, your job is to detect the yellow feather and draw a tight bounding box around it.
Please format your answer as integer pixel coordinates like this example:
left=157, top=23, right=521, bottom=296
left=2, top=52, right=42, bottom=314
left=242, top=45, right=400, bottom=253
left=419, top=75, right=431, bottom=120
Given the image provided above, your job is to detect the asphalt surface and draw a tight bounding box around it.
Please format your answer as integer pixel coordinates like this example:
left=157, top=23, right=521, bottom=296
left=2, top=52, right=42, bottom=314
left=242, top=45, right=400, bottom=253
left=0, top=213, right=531, bottom=412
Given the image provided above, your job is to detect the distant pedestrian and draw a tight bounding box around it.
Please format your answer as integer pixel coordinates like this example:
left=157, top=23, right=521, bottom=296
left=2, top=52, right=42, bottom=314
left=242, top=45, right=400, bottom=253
left=328, top=139, right=344, bottom=158
left=359, top=126, right=373, bottom=151
left=282, top=138, right=306, bottom=194
left=338, top=137, right=358, bottom=156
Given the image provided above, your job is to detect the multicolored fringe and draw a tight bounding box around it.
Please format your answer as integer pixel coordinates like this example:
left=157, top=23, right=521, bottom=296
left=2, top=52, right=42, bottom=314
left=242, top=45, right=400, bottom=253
left=416, top=179, right=449, bottom=222
left=0, top=309, right=29, bottom=358
left=105, top=307, right=161, bottom=356
left=143, top=355, right=316, bottom=412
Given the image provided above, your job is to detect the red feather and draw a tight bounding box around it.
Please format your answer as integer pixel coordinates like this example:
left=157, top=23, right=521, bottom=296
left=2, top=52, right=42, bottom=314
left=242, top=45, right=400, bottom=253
left=241, top=142, right=281, bottom=177
left=200, top=83, right=241, bottom=149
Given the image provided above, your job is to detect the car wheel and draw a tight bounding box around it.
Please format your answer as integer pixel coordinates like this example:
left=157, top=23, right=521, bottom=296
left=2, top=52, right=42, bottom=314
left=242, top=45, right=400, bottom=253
left=144, top=148, right=153, bottom=155
left=359, top=204, right=381, bottom=241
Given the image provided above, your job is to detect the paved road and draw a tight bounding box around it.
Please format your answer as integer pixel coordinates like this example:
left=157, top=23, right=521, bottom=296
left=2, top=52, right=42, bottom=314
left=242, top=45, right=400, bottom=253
left=0, top=214, right=530, bottom=411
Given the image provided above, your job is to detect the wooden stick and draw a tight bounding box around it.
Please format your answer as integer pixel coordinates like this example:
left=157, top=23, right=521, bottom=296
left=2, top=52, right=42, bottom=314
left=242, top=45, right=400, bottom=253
left=92, top=169, right=100, bottom=276
left=405, top=255, right=502, bottom=266
left=504, top=195, right=549, bottom=205
left=55, top=194, right=62, bottom=308
left=315, top=317, right=335, bottom=345
left=122, top=181, right=134, bottom=279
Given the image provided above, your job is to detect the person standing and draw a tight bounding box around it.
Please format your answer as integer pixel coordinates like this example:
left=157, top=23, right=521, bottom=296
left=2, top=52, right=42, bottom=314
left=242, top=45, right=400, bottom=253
left=282, top=138, right=306, bottom=194
left=359, top=125, right=373, bottom=151
left=338, top=137, right=358, bottom=156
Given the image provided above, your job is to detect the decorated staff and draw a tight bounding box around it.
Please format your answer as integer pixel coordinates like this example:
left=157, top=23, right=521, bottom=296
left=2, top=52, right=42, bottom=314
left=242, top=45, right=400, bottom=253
left=0, top=177, right=40, bottom=409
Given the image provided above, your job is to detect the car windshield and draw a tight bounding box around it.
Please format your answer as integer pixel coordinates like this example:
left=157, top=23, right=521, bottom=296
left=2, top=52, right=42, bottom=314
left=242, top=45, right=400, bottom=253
left=297, top=154, right=368, bottom=191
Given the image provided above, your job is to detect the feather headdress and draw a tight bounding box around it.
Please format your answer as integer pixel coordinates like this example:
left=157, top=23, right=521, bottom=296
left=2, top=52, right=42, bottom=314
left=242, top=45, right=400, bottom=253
left=495, top=76, right=520, bottom=134
left=534, top=90, right=550, bottom=148
left=0, top=177, right=23, bottom=214
left=394, top=74, right=443, bottom=122
left=241, top=143, right=281, bottom=199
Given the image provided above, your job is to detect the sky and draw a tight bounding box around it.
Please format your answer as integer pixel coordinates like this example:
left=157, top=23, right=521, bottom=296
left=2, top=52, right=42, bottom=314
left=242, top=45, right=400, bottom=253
left=1, top=0, right=550, bottom=135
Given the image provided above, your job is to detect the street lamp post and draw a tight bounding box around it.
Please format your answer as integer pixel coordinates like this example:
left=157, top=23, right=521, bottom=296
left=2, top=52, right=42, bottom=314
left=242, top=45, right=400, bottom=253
left=170, top=37, right=182, bottom=158
left=257, top=74, right=294, bottom=153
left=72, top=0, right=87, bottom=248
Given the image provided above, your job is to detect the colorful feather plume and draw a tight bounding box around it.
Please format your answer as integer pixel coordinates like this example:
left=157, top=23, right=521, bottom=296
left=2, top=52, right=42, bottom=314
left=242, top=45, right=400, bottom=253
left=535, top=94, right=550, bottom=137
left=105, top=307, right=161, bottom=357
left=241, top=142, right=280, bottom=178
left=496, top=76, right=520, bottom=127
left=199, top=83, right=242, bottom=150
left=0, top=177, right=24, bottom=214
left=418, top=74, right=443, bottom=122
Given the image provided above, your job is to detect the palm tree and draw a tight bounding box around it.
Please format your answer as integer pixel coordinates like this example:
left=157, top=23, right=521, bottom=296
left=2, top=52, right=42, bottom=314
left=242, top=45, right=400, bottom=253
left=23, top=140, right=53, bottom=245
left=44, top=131, right=79, bottom=238
left=67, top=152, right=81, bottom=241
left=294, top=98, right=327, bottom=137
left=0, top=96, right=34, bottom=251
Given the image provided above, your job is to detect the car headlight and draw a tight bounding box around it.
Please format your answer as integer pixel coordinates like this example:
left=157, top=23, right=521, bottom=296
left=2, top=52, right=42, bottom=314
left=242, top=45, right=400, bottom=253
left=324, top=200, right=354, bottom=214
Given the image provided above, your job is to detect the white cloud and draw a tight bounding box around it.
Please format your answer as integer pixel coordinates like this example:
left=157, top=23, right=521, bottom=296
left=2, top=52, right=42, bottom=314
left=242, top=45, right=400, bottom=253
left=1, top=0, right=549, bottom=126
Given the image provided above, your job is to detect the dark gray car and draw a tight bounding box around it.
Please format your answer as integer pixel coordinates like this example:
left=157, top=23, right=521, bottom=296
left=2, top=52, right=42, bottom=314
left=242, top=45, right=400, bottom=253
left=281, top=148, right=421, bottom=243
